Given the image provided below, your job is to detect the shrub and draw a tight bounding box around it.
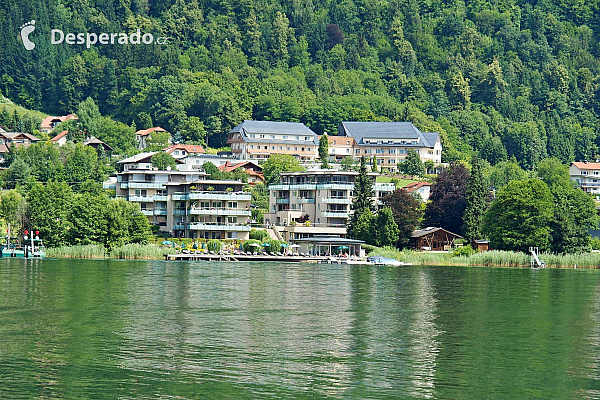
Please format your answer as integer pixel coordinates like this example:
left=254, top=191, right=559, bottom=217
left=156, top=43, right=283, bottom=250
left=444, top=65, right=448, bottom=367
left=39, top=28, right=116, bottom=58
left=249, top=229, right=269, bottom=241
left=264, top=238, right=285, bottom=253
left=243, top=239, right=261, bottom=253
left=453, top=245, right=476, bottom=257
left=207, top=239, right=222, bottom=253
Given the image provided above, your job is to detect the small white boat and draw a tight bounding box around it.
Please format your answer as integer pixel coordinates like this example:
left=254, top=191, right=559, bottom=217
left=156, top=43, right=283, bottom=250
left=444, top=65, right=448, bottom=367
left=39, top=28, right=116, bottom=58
left=369, top=256, right=410, bottom=266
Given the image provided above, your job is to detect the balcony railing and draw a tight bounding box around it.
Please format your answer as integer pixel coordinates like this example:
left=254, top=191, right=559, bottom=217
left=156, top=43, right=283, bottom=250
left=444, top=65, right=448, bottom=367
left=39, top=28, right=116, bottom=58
left=154, top=209, right=167, bottom=215
left=174, top=223, right=186, bottom=230
left=325, top=197, right=351, bottom=204
left=276, top=198, right=290, bottom=204
left=317, top=183, right=354, bottom=190
left=153, top=195, right=168, bottom=201
left=188, top=223, right=251, bottom=232
left=103, top=182, right=116, bottom=190
left=121, top=182, right=165, bottom=189
left=188, top=192, right=251, bottom=201
left=322, top=210, right=349, bottom=218
left=297, top=198, right=315, bottom=204
left=269, top=184, right=290, bottom=190
left=289, top=184, right=317, bottom=190
left=140, top=210, right=153, bottom=216
left=174, top=209, right=187, bottom=216
left=128, top=196, right=154, bottom=202
left=189, top=208, right=251, bottom=216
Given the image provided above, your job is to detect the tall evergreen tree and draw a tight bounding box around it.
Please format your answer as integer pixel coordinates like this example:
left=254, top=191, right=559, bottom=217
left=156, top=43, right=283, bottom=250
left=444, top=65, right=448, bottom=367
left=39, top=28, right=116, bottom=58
left=376, top=207, right=400, bottom=247
left=347, top=156, right=375, bottom=239
left=462, top=157, right=489, bottom=242
left=319, top=133, right=329, bottom=168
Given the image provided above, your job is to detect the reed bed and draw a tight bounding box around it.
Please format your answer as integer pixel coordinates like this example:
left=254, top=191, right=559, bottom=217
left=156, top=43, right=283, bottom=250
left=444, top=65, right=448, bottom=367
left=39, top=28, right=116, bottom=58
left=109, top=243, right=171, bottom=260
left=369, top=247, right=600, bottom=269
left=45, top=244, right=108, bottom=259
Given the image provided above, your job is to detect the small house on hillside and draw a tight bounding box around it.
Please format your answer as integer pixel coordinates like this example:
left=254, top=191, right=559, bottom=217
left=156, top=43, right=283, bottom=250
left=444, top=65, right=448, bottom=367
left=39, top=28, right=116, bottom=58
left=50, top=130, right=68, bottom=146
left=163, top=144, right=206, bottom=159
left=135, top=127, right=169, bottom=150
left=218, top=160, right=265, bottom=183
left=472, top=240, right=489, bottom=252
left=0, top=131, right=41, bottom=161
left=402, top=181, right=431, bottom=202
left=411, top=227, right=463, bottom=251
left=40, top=114, right=78, bottom=134
left=83, top=136, right=113, bottom=153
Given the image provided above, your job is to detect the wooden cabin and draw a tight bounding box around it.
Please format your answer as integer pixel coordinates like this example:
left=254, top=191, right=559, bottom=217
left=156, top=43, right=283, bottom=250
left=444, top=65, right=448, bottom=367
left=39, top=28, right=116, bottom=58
left=411, top=227, right=463, bottom=251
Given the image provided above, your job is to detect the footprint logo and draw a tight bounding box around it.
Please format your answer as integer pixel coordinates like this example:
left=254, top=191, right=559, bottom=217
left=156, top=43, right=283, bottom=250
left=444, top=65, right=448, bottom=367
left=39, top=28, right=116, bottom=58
left=20, top=20, right=35, bottom=51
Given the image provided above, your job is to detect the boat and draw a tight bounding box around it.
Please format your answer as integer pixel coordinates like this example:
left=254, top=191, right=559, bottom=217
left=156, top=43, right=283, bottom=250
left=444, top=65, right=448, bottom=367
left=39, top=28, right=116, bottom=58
left=368, top=256, right=411, bottom=266
left=0, top=225, right=45, bottom=258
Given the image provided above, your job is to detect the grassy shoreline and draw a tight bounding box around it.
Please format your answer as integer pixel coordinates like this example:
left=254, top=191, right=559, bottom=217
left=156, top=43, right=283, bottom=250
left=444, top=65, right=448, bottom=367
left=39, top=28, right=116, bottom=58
left=44, top=244, right=600, bottom=269
left=368, top=246, right=600, bottom=269
left=45, top=244, right=171, bottom=260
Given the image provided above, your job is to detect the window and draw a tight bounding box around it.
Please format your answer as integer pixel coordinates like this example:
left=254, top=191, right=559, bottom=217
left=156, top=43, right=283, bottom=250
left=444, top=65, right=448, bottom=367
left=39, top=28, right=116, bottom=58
left=264, top=146, right=268, bottom=150
left=347, top=140, right=350, bottom=145
left=201, top=201, right=210, bottom=208
left=271, top=135, right=275, bottom=139
left=283, top=135, right=287, bottom=139
left=260, top=134, right=265, bottom=139
left=228, top=201, right=238, bottom=208
left=227, top=216, right=237, bottom=224
left=301, top=147, right=305, bottom=152
left=295, top=147, right=298, bottom=151
left=333, top=140, right=336, bottom=145
left=271, top=146, right=275, bottom=150
left=250, top=145, right=254, bottom=149
left=279, top=146, right=283, bottom=150
left=296, top=136, right=300, bottom=140
left=287, top=147, right=290, bottom=150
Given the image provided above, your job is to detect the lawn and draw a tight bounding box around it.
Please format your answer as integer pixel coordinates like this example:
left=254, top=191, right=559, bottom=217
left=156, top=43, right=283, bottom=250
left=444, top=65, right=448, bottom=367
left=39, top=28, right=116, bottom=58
left=376, top=176, right=418, bottom=188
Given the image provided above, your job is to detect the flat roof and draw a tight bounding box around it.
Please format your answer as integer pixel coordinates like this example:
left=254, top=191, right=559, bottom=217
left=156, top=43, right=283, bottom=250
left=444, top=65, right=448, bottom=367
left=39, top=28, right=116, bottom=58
left=293, top=236, right=365, bottom=244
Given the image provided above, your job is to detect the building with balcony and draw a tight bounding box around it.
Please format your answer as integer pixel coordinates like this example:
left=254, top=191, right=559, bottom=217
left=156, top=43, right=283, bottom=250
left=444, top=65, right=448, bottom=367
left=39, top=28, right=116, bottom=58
left=115, top=153, right=251, bottom=239
left=227, top=120, right=318, bottom=162
left=265, top=170, right=395, bottom=241
left=327, top=121, right=442, bottom=170
left=570, top=162, right=600, bottom=197
left=135, top=127, right=170, bottom=150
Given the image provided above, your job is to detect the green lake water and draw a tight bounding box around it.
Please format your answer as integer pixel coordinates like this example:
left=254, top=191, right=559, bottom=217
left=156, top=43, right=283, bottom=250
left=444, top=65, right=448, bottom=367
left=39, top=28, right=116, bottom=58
left=1, top=259, right=600, bottom=399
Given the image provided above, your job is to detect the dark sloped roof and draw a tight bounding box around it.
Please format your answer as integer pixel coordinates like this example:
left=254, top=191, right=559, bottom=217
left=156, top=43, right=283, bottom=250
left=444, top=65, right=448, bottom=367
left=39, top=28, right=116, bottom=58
left=230, top=120, right=317, bottom=136
left=411, top=227, right=463, bottom=239
left=340, top=121, right=439, bottom=148
left=293, top=236, right=365, bottom=244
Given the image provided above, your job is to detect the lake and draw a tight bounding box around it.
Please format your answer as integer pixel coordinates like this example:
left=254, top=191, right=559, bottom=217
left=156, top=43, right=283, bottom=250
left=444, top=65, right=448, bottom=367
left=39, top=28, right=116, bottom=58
left=1, top=259, right=600, bottom=399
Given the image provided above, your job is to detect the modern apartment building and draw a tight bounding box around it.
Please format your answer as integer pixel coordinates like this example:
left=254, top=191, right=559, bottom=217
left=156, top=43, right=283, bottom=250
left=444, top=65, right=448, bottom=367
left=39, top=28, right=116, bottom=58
left=227, top=120, right=318, bottom=162
left=328, top=121, right=442, bottom=169
left=265, top=170, right=395, bottom=241
left=115, top=152, right=251, bottom=239
left=570, top=162, right=600, bottom=197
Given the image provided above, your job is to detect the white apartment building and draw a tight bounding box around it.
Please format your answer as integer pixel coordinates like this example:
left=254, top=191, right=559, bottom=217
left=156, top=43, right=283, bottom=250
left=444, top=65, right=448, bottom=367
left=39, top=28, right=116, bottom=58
left=115, top=152, right=251, bottom=240
left=227, top=120, right=318, bottom=162
left=328, top=121, right=443, bottom=169
left=265, top=170, right=395, bottom=242
left=570, top=162, right=600, bottom=197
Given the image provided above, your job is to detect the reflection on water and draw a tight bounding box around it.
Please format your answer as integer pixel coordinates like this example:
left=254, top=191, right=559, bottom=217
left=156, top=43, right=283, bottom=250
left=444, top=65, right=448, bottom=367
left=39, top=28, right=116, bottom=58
left=1, top=259, right=600, bottom=399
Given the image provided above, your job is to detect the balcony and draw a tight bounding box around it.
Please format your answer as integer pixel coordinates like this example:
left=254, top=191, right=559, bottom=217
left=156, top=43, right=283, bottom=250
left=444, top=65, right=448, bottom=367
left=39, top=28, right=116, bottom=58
left=103, top=182, right=116, bottom=190
left=174, top=209, right=187, bottom=216
left=189, top=208, right=251, bottom=216
left=297, top=198, right=315, bottom=204
left=153, top=195, right=168, bottom=201
left=276, top=198, right=290, bottom=204
left=188, top=223, right=251, bottom=232
left=172, top=193, right=189, bottom=201
left=174, top=223, right=186, bottom=230
left=140, top=210, right=154, bottom=216
left=187, top=192, right=251, bottom=201
left=154, top=208, right=167, bottom=215
left=128, top=196, right=154, bottom=202
left=122, top=181, right=165, bottom=189
left=325, top=197, right=351, bottom=204
left=317, top=183, right=354, bottom=190
left=269, top=184, right=290, bottom=190
left=375, top=182, right=396, bottom=192
left=289, top=184, right=317, bottom=190
left=322, top=210, right=349, bottom=218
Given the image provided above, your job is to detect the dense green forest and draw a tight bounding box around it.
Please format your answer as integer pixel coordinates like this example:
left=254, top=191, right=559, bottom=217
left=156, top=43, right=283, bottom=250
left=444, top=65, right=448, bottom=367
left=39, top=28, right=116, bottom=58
left=1, top=0, right=600, bottom=166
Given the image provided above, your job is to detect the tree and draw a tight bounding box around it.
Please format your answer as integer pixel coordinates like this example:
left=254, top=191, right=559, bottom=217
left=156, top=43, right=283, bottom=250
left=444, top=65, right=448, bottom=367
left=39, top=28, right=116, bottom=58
left=383, top=188, right=423, bottom=248
left=376, top=207, right=400, bottom=247
left=424, top=163, right=469, bottom=234
left=537, top=158, right=598, bottom=253
left=372, top=155, right=378, bottom=173
left=483, top=179, right=554, bottom=252
left=488, top=159, right=528, bottom=190
left=350, top=211, right=375, bottom=243
left=146, top=130, right=172, bottom=151
left=347, top=156, right=375, bottom=239
left=26, top=181, right=74, bottom=247
left=462, top=157, right=489, bottom=242
left=0, top=190, right=26, bottom=231
left=151, top=152, right=178, bottom=170
left=401, top=150, right=425, bottom=176
left=319, top=133, right=329, bottom=168
left=262, top=154, right=304, bottom=185
left=340, top=156, right=355, bottom=171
